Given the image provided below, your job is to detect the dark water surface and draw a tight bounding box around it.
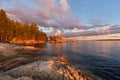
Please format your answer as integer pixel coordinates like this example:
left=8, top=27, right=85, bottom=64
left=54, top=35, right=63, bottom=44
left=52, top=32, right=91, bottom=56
left=34, top=41, right=120, bottom=80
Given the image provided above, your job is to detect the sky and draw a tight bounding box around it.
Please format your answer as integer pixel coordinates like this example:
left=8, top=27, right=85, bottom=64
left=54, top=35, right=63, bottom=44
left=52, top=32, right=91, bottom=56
left=0, top=0, right=120, bottom=40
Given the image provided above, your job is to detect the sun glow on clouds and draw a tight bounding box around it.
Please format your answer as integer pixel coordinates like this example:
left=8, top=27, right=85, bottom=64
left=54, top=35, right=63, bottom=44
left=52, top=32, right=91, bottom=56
left=74, top=33, right=120, bottom=40
left=99, top=26, right=110, bottom=34
left=71, top=28, right=84, bottom=33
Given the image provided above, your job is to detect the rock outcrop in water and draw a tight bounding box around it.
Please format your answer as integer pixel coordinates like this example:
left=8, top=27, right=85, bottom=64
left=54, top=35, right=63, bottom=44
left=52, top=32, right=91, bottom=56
left=48, top=36, right=67, bottom=43
left=0, top=56, right=100, bottom=80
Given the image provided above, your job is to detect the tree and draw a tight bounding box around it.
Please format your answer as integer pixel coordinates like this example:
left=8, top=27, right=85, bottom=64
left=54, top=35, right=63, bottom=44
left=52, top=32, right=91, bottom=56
left=0, top=9, right=48, bottom=43
left=0, top=9, right=13, bottom=41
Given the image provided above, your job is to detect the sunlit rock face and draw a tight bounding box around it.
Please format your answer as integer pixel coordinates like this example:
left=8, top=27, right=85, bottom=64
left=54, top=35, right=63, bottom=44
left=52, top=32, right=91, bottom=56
left=49, top=36, right=67, bottom=43
left=0, top=56, right=100, bottom=80
left=10, top=38, right=46, bottom=44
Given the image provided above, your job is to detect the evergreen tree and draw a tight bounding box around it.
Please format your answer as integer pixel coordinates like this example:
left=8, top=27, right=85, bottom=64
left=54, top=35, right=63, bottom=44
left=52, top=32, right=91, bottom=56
left=0, top=9, right=48, bottom=43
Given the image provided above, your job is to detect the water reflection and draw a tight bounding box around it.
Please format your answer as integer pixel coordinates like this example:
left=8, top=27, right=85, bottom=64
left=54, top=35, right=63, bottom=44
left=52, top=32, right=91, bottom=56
left=89, top=41, right=120, bottom=58
left=92, top=41, right=112, bottom=58
left=61, top=41, right=120, bottom=58
left=45, top=41, right=120, bottom=57
left=24, top=43, right=47, bottom=50
left=68, top=42, right=78, bottom=52
left=46, top=43, right=67, bottom=54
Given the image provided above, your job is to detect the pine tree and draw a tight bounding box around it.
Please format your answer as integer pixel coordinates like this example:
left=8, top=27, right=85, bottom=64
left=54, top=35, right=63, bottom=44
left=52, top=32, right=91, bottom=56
left=0, top=9, right=48, bottom=43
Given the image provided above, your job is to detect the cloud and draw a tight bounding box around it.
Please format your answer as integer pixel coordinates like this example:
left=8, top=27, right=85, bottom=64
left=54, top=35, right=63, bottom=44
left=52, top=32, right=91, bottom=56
left=99, top=26, right=110, bottom=33
left=0, top=0, right=84, bottom=30
left=75, top=33, right=120, bottom=40
left=62, top=25, right=120, bottom=37
left=60, top=0, right=70, bottom=11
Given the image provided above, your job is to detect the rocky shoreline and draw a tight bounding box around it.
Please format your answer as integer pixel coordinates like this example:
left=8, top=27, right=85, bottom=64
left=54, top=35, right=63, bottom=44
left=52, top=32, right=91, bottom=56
left=0, top=43, right=101, bottom=80
left=0, top=56, right=101, bottom=80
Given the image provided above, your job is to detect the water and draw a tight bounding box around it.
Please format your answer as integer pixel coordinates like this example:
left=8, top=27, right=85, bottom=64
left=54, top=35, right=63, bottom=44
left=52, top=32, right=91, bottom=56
left=34, top=41, right=120, bottom=80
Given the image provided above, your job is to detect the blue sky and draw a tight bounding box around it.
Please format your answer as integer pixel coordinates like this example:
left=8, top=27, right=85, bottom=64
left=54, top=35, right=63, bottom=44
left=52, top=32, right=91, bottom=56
left=69, top=0, right=120, bottom=25
left=0, top=0, right=120, bottom=39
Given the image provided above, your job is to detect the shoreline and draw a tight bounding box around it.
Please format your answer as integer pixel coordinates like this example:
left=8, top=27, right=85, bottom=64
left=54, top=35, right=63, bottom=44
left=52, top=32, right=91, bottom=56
left=0, top=56, right=94, bottom=80
left=0, top=42, right=101, bottom=80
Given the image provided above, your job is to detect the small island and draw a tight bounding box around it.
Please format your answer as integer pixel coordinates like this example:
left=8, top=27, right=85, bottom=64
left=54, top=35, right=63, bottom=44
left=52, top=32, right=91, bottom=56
left=48, top=36, right=67, bottom=43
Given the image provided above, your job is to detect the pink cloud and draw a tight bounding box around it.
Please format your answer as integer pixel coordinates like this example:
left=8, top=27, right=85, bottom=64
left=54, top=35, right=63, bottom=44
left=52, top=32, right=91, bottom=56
left=60, top=0, right=70, bottom=11
left=62, top=25, right=120, bottom=37
left=2, top=0, right=84, bottom=30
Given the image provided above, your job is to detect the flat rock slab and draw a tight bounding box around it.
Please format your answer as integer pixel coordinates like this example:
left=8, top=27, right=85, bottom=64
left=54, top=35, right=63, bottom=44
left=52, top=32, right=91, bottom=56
left=0, top=56, right=101, bottom=80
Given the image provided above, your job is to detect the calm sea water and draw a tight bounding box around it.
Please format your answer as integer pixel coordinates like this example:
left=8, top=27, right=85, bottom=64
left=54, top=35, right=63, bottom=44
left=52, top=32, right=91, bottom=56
left=35, top=41, right=120, bottom=80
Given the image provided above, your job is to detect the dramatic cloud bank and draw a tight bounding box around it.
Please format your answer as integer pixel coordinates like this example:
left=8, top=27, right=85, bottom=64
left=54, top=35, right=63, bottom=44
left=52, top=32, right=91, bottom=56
left=0, top=0, right=83, bottom=30
left=0, top=0, right=120, bottom=38
left=63, top=25, right=120, bottom=37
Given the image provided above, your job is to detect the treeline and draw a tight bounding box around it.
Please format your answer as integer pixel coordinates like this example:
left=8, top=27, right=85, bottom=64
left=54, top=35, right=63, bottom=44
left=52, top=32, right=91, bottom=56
left=0, top=9, right=47, bottom=43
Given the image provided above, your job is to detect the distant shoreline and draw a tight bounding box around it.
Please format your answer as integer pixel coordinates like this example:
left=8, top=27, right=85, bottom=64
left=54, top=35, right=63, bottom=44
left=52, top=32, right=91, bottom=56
left=95, top=39, right=120, bottom=41
left=76, top=39, right=120, bottom=41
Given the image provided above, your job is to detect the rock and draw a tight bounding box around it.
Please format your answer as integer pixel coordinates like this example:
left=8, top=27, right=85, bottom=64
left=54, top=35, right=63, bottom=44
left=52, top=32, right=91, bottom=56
left=10, top=38, right=46, bottom=44
left=0, top=75, right=33, bottom=80
left=49, top=36, right=67, bottom=43
left=0, top=57, right=29, bottom=73
left=0, top=56, right=101, bottom=80
left=59, top=56, right=68, bottom=65
left=0, top=75, right=14, bottom=80
left=15, top=76, right=33, bottom=80
left=0, top=43, right=17, bottom=56
left=0, top=46, right=5, bottom=49
left=67, top=39, right=77, bottom=42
